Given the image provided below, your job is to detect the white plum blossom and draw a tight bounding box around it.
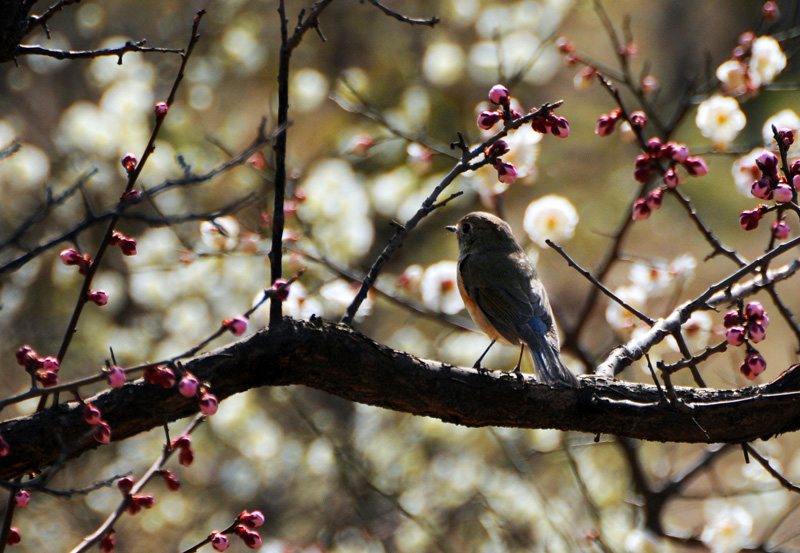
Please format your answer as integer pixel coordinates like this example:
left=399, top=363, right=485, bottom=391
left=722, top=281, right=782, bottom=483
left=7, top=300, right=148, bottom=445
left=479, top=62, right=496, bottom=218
left=523, top=195, right=578, bottom=247
left=420, top=261, right=463, bottom=315
left=606, top=285, right=647, bottom=333
left=748, top=35, right=786, bottom=88
left=762, top=109, right=800, bottom=155
left=298, top=158, right=374, bottom=264
left=422, top=42, right=465, bottom=87
left=716, top=60, right=748, bottom=95
left=290, top=68, right=329, bottom=113
left=200, top=216, right=240, bottom=252
left=629, top=254, right=697, bottom=297
left=695, top=95, right=746, bottom=148
left=670, top=310, right=712, bottom=351
left=700, top=503, right=753, bottom=553
left=731, top=148, right=771, bottom=197
left=624, top=528, right=661, bottom=553
left=320, top=279, right=373, bottom=322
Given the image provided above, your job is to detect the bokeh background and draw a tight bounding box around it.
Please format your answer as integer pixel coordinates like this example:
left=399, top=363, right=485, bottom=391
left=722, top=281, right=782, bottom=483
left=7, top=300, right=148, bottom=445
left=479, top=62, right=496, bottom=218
left=1, top=0, right=800, bottom=551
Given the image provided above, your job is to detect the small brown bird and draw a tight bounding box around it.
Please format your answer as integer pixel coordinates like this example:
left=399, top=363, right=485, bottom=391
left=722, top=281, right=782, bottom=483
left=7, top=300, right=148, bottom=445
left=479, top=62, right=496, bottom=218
left=447, top=211, right=578, bottom=387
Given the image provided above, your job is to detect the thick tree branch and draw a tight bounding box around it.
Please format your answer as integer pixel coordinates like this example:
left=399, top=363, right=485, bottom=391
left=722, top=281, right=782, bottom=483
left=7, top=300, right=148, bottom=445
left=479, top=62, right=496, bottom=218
left=2, top=317, right=800, bottom=481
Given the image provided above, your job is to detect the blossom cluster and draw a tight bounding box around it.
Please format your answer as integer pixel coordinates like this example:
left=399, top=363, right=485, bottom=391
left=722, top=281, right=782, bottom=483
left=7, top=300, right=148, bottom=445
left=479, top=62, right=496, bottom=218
left=477, top=84, right=569, bottom=186
left=738, top=147, right=797, bottom=237
left=723, top=301, right=770, bottom=380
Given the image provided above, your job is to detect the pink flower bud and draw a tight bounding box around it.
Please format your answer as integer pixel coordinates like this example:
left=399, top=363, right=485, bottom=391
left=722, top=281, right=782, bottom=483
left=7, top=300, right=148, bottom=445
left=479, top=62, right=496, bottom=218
left=132, top=494, right=156, bottom=509
left=683, top=156, right=708, bottom=176
left=663, top=167, right=679, bottom=188
left=666, top=142, right=689, bottom=163
left=154, top=101, right=169, bottom=119
left=634, top=154, right=655, bottom=183
left=556, top=37, right=574, bottom=54
left=87, top=289, right=109, bottom=306
left=747, top=322, right=766, bottom=343
left=488, top=84, right=510, bottom=106
left=162, top=470, right=181, bottom=491
left=38, top=356, right=59, bottom=371
left=723, top=311, right=741, bottom=328
left=477, top=110, right=502, bottom=130
left=632, top=198, right=651, bottom=220
left=745, top=301, right=766, bottom=321
left=15, top=345, right=37, bottom=367
left=224, top=316, right=248, bottom=336
left=549, top=115, right=570, bottom=138
left=773, top=184, right=793, bottom=203
left=178, top=374, right=199, bottom=397
left=751, top=178, right=773, bottom=200
left=199, top=393, right=219, bottom=415
left=487, top=140, right=510, bottom=158
left=121, top=153, right=137, bottom=173
left=630, top=111, right=647, bottom=128
left=495, top=161, right=518, bottom=184
left=270, top=279, right=290, bottom=301
left=6, top=528, right=21, bottom=546
left=99, top=532, right=116, bottom=553
left=645, top=188, right=663, bottom=211
left=739, top=208, right=763, bottom=231
left=0, top=435, right=9, bottom=456
left=641, top=75, right=659, bottom=94
left=595, top=114, right=618, bottom=137
left=107, top=366, right=126, bottom=388
left=60, top=248, right=83, bottom=266
left=179, top=446, right=194, bottom=467
left=94, top=421, right=112, bottom=444
left=791, top=163, right=800, bottom=177
left=83, top=403, right=102, bottom=425
left=772, top=220, right=790, bottom=240
left=778, top=127, right=794, bottom=147
left=740, top=352, right=767, bottom=380
left=756, top=151, right=779, bottom=179
left=118, top=476, right=134, bottom=495
left=14, top=491, right=30, bottom=508
left=240, top=510, right=265, bottom=529
left=762, top=1, right=780, bottom=21
left=118, top=236, right=137, bottom=256
left=211, top=532, right=230, bottom=552
left=646, top=137, right=662, bottom=155
left=36, top=370, right=58, bottom=387
left=172, top=435, right=192, bottom=450
left=530, top=114, right=550, bottom=134
left=238, top=528, right=262, bottom=549
left=120, top=189, right=143, bottom=203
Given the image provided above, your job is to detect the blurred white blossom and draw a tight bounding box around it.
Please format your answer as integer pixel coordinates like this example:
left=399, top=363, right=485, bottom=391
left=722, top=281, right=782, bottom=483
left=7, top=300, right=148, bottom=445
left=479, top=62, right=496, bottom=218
left=695, top=95, right=745, bottom=148
left=291, top=68, right=329, bottom=112
left=700, top=503, right=753, bottom=553
left=422, top=42, right=465, bottom=87
left=748, top=35, right=786, bottom=88
left=420, top=260, right=463, bottom=314
left=200, top=216, right=240, bottom=252
left=606, top=285, right=647, bottom=333
left=731, top=148, right=770, bottom=197
left=320, top=279, right=372, bottom=322
left=629, top=254, right=696, bottom=297
left=762, top=109, right=800, bottom=156
left=624, top=528, right=661, bottom=553
left=716, top=60, right=747, bottom=95
left=523, top=194, right=578, bottom=247
left=221, top=25, right=266, bottom=74
left=298, top=159, right=373, bottom=264
left=0, top=143, right=50, bottom=189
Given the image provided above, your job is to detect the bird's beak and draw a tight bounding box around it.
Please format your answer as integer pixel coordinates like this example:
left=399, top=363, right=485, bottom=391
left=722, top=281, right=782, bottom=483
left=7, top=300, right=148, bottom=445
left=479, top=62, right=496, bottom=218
left=445, top=225, right=457, bottom=233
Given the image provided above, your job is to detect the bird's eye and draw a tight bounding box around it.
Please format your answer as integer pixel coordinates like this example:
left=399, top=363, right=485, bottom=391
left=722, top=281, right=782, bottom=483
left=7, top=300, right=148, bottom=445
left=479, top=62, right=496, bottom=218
left=461, top=222, right=471, bottom=234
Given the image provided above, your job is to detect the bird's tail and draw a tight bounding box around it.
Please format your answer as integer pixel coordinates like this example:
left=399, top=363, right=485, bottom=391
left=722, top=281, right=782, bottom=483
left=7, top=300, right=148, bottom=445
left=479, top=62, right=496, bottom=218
left=530, top=341, right=579, bottom=387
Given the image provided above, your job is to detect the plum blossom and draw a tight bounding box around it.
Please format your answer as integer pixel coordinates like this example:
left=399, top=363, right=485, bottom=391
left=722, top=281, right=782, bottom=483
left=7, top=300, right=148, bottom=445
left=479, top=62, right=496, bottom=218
left=523, top=195, right=578, bottom=247
left=420, top=261, right=463, bottom=315
left=748, top=36, right=786, bottom=88
left=695, top=95, right=746, bottom=147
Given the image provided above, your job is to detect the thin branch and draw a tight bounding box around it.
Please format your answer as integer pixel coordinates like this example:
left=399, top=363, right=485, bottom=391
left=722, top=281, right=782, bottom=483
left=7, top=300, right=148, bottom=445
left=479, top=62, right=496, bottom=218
left=547, top=239, right=654, bottom=326
left=16, top=41, right=183, bottom=63
left=364, top=0, right=440, bottom=27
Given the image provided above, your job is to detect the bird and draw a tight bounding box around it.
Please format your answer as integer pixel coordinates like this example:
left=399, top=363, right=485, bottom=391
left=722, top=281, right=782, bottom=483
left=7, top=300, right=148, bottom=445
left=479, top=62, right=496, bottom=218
left=446, top=211, right=579, bottom=387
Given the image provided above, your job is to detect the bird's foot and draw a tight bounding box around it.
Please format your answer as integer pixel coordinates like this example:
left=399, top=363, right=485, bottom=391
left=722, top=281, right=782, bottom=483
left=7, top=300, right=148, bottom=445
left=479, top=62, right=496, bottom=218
left=512, top=366, right=524, bottom=382
left=473, top=363, right=492, bottom=376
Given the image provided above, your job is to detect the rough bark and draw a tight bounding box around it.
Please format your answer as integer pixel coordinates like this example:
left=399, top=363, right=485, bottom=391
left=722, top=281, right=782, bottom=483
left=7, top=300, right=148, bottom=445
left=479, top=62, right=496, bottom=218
left=2, top=316, right=800, bottom=480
